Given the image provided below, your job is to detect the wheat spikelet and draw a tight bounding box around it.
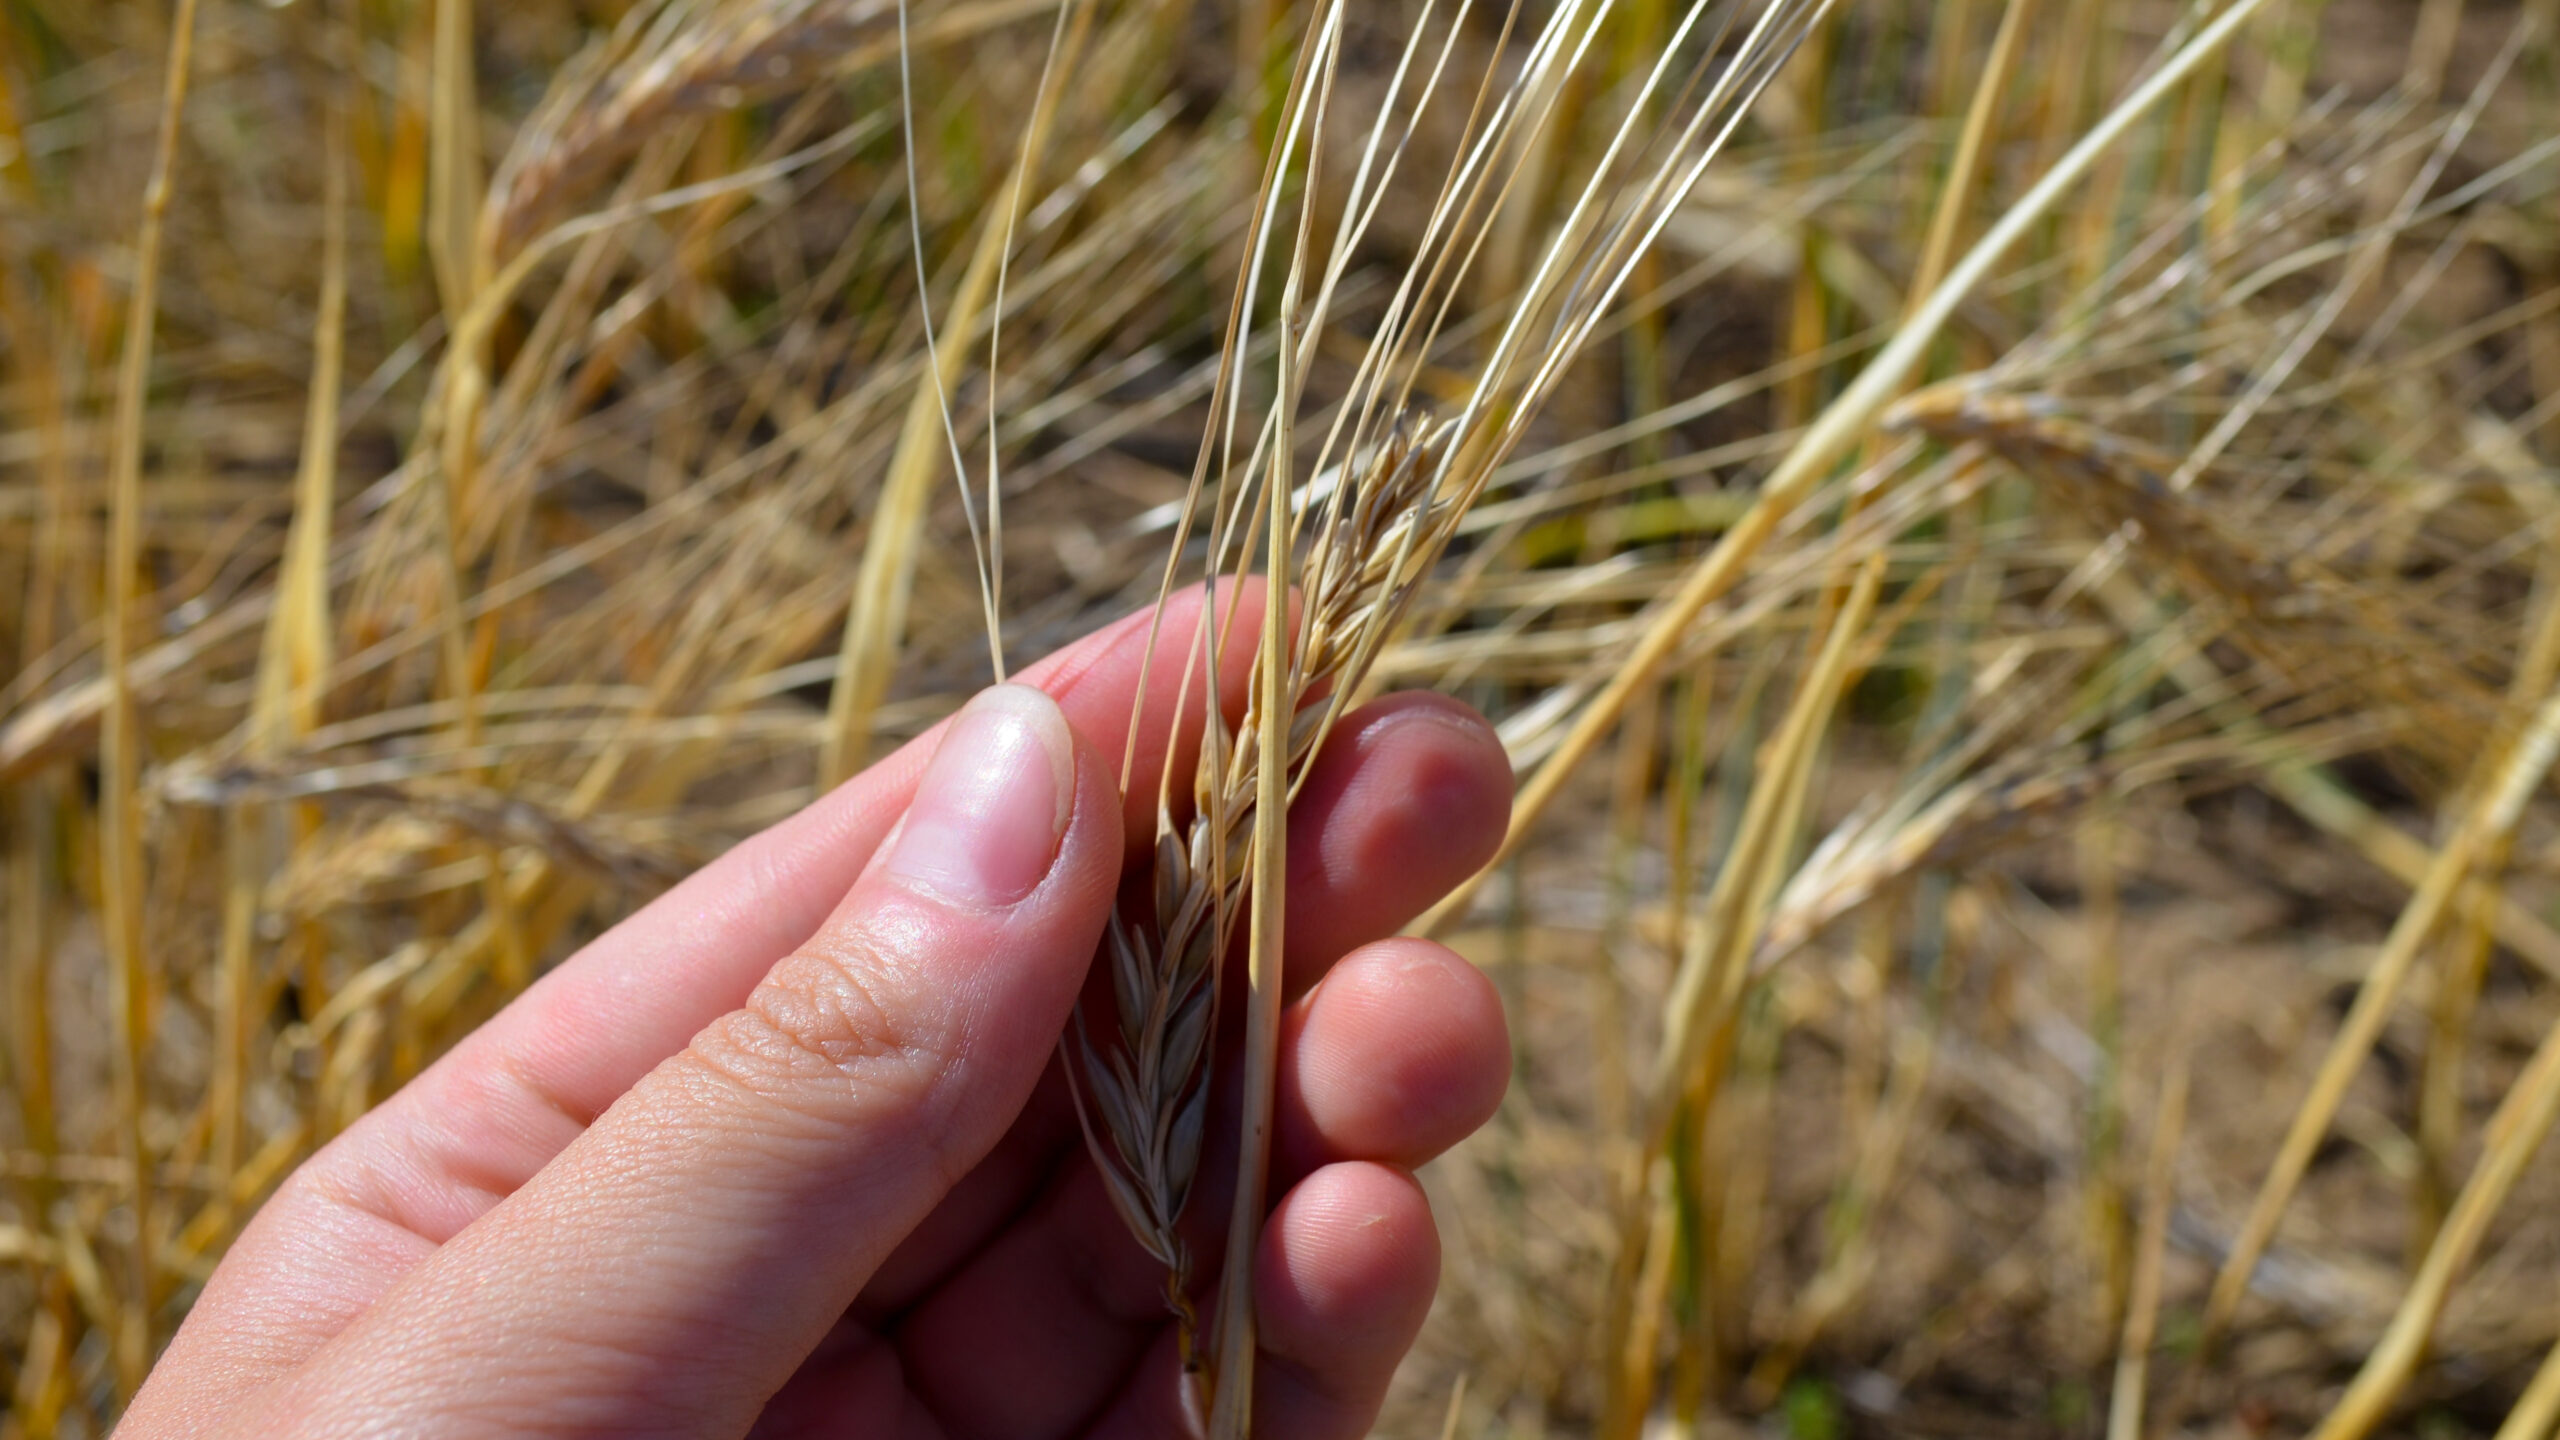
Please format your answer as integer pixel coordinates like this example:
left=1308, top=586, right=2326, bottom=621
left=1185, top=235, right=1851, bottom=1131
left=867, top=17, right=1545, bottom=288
left=1888, top=382, right=2505, bottom=772
left=1071, top=412, right=1463, bottom=1372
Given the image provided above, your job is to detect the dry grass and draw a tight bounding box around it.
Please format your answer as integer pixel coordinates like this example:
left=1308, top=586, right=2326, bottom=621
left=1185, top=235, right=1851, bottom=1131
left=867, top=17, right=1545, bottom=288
left=5, top=0, right=2560, bottom=1436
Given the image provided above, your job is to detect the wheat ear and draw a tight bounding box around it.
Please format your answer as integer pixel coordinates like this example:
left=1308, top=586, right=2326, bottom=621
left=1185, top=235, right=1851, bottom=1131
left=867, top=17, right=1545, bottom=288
left=1069, top=414, right=1459, bottom=1380
left=486, top=0, right=1053, bottom=257
left=485, top=0, right=891, bottom=254
left=1063, top=0, right=1831, bottom=1416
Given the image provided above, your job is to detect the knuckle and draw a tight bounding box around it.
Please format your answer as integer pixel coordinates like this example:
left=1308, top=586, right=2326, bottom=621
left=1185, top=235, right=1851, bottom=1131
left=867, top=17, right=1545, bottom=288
left=683, top=899, right=961, bottom=1104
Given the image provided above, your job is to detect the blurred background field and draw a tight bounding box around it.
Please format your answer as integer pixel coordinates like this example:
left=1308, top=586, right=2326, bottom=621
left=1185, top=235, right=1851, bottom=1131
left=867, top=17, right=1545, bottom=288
left=4, top=0, right=2560, bottom=1435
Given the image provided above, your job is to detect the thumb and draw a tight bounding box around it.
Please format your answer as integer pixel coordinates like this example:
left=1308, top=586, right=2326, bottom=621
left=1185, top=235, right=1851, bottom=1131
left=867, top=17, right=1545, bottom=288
left=258, top=684, right=1122, bottom=1436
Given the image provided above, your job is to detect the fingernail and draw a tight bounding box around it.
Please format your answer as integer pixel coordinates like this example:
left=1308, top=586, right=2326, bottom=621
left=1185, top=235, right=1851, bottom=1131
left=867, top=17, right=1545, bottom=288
left=883, top=684, right=1076, bottom=907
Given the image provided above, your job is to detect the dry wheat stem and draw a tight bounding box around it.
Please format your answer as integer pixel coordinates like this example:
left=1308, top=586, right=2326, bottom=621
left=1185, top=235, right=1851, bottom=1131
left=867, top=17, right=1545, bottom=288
left=97, top=0, right=205, bottom=1394
left=2312, top=980, right=2560, bottom=1440
left=1417, top=0, right=2284, bottom=937
left=2105, top=1022, right=2190, bottom=1440
left=214, top=49, right=352, bottom=1214
left=2197, top=675, right=2560, bottom=1366
left=2495, top=1337, right=2560, bottom=1440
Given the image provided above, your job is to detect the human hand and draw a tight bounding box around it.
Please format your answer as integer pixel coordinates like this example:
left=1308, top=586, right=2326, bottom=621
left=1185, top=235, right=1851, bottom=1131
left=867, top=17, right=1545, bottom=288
left=123, top=585, right=1513, bottom=1440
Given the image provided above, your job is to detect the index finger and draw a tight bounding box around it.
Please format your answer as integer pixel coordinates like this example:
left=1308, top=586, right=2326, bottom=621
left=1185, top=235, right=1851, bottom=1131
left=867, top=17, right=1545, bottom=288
left=431, top=579, right=1267, bottom=1174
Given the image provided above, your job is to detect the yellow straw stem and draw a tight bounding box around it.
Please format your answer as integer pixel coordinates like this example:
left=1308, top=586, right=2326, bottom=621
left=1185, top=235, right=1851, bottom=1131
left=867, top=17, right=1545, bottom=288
left=2200, top=680, right=2560, bottom=1350
left=100, top=0, right=206, bottom=1397
left=1420, top=0, right=2282, bottom=937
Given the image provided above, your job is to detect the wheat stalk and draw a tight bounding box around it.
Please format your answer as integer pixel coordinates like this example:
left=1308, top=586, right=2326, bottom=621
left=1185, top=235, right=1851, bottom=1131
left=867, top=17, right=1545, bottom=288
left=1053, top=0, right=1826, bottom=1423
left=97, top=0, right=206, bottom=1396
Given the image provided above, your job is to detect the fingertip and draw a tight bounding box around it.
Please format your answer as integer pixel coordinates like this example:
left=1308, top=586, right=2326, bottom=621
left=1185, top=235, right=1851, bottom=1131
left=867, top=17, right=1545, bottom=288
left=1253, top=1162, right=1439, bottom=1440
left=1284, top=693, right=1512, bottom=981
left=1321, top=693, right=1513, bottom=877
left=1061, top=1155, right=1442, bottom=1440
left=875, top=685, right=1079, bottom=910
left=1279, top=939, right=1510, bottom=1174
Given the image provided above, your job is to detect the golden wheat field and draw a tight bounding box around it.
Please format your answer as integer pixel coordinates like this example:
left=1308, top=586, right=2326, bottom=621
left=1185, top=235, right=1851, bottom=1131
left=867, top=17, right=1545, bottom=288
left=6, top=0, right=2560, bottom=1433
